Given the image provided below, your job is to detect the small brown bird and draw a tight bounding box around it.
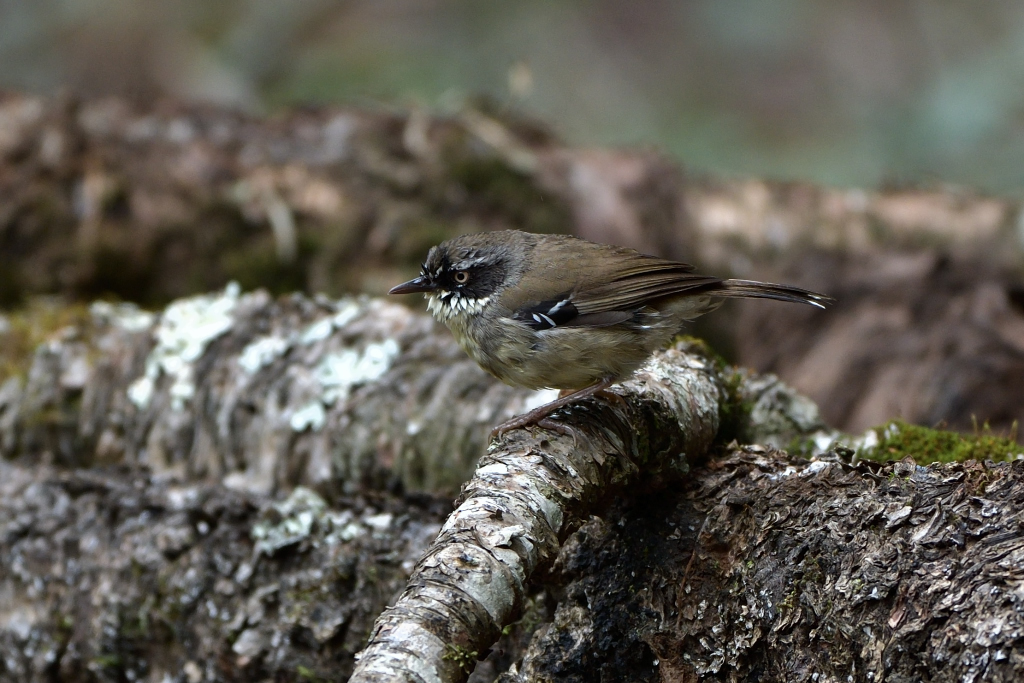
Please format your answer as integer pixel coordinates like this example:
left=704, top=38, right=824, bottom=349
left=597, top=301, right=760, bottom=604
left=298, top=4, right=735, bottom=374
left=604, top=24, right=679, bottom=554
left=390, top=230, right=830, bottom=437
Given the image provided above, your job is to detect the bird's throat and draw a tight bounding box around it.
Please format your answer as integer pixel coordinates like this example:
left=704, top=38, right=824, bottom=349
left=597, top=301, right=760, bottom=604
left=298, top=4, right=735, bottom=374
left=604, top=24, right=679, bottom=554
left=426, top=292, right=492, bottom=323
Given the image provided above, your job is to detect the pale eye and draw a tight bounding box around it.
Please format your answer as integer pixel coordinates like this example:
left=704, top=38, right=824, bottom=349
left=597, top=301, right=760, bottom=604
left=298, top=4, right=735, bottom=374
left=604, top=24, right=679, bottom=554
left=453, top=270, right=469, bottom=284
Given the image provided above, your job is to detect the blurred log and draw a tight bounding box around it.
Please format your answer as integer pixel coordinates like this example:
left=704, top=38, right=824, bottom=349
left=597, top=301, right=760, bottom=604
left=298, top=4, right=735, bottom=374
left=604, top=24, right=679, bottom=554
left=2, top=92, right=1023, bottom=440
left=0, top=288, right=557, bottom=497
left=2, top=92, right=1018, bottom=307
left=736, top=250, right=1024, bottom=435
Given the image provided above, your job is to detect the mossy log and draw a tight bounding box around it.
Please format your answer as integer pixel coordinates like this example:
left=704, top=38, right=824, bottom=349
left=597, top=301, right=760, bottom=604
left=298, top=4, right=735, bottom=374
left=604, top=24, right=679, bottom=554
left=1, top=292, right=1023, bottom=681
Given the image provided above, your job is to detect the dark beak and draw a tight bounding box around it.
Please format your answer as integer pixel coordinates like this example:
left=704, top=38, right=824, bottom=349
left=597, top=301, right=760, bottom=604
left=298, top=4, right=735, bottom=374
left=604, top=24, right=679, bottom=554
left=388, top=276, right=435, bottom=295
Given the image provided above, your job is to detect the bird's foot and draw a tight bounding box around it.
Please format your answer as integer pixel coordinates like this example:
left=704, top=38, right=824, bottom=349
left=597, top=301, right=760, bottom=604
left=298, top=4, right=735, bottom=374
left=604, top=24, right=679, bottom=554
left=489, top=378, right=617, bottom=441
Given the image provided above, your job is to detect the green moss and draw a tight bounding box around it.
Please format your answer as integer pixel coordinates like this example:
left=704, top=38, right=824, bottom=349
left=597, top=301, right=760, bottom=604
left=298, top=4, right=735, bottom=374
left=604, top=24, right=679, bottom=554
left=442, top=643, right=479, bottom=673
left=502, top=594, right=547, bottom=638
left=861, top=419, right=1022, bottom=464
left=717, top=368, right=752, bottom=446
left=0, top=299, right=92, bottom=383
left=680, top=338, right=749, bottom=444
left=779, top=585, right=798, bottom=612
left=661, top=335, right=754, bottom=447
left=296, top=664, right=334, bottom=682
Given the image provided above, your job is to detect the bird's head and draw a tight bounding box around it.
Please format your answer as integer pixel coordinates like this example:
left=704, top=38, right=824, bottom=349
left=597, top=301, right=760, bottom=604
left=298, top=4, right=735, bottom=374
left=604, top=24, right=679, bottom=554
left=389, top=231, right=530, bottom=323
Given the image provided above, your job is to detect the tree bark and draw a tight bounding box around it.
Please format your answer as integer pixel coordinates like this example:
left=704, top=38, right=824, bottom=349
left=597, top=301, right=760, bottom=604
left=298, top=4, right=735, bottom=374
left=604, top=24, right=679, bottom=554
left=2, top=292, right=1023, bottom=682
left=497, top=449, right=1024, bottom=683
left=0, top=459, right=449, bottom=682
left=0, top=289, right=542, bottom=497
left=350, top=343, right=724, bottom=683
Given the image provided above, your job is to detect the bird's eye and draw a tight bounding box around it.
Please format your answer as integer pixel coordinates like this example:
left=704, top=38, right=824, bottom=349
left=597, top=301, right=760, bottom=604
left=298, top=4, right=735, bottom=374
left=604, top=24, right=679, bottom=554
left=453, top=270, right=469, bottom=284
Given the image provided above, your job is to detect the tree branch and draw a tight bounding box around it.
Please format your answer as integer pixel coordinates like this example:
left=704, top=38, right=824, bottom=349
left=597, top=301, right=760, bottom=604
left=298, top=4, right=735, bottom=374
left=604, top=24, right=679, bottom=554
left=350, top=343, right=726, bottom=682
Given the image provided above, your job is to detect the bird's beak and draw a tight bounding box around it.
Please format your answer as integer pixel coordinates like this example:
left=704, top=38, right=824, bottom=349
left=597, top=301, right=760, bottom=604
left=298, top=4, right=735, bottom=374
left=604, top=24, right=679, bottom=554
left=388, top=276, right=435, bottom=295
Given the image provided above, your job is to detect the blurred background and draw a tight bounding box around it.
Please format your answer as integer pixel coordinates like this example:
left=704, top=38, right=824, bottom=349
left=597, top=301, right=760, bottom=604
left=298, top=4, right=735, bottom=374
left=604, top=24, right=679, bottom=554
left=4, top=0, right=1024, bottom=195
left=3, top=0, right=1024, bottom=441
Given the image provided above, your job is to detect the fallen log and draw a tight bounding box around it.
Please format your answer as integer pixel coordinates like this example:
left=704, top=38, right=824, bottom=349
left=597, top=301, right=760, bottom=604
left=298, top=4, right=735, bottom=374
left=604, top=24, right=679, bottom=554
left=2, top=291, right=1021, bottom=681
left=498, top=448, right=1024, bottom=683
left=0, top=288, right=537, bottom=496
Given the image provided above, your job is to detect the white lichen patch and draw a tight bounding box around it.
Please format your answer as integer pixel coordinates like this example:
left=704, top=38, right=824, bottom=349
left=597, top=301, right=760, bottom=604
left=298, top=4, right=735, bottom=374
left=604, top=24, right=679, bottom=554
left=290, top=401, right=326, bottom=432
left=90, top=300, right=155, bottom=332
left=127, top=283, right=240, bottom=410
left=240, top=298, right=364, bottom=377
left=251, top=486, right=327, bottom=554
left=238, top=335, right=290, bottom=374
left=314, top=338, right=400, bottom=405
left=299, top=299, right=362, bottom=345
left=363, top=512, right=393, bottom=532
left=288, top=337, right=401, bottom=432
left=323, top=510, right=363, bottom=545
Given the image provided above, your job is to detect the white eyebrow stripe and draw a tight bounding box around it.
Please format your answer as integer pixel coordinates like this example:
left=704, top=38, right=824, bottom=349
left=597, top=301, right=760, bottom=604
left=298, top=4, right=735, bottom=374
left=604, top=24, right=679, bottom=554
left=455, top=257, right=490, bottom=269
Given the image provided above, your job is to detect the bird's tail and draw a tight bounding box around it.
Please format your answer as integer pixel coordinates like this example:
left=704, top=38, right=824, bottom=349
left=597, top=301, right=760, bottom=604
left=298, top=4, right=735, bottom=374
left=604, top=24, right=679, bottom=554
left=715, top=279, right=832, bottom=309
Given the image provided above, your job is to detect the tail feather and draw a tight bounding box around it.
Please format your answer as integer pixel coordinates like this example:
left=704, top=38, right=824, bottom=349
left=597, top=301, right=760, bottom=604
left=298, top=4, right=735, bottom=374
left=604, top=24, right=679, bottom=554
left=716, top=279, right=832, bottom=309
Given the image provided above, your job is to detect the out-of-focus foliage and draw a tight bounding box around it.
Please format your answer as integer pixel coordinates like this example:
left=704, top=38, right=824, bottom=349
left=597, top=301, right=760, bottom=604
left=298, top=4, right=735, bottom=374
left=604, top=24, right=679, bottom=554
left=3, top=1, right=1024, bottom=194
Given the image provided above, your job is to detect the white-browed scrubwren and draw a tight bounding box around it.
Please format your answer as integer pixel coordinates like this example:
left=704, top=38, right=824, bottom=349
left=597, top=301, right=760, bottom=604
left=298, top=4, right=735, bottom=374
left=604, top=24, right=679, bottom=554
left=390, top=230, right=831, bottom=437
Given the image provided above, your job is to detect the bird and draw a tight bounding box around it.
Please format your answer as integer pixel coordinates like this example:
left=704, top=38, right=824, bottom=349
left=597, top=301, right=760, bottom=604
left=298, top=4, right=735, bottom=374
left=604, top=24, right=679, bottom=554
left=389, top=230, right=830, bottom=438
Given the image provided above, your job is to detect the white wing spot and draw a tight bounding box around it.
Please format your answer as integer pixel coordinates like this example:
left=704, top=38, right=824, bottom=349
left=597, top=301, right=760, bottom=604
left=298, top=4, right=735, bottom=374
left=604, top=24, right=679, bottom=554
left=548, top=299, right=570, bottom=315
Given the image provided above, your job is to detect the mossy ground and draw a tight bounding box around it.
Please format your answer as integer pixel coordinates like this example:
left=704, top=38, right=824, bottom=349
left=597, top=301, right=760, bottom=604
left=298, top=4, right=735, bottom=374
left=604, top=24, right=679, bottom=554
left=860, top=419, right=1022, bottom=464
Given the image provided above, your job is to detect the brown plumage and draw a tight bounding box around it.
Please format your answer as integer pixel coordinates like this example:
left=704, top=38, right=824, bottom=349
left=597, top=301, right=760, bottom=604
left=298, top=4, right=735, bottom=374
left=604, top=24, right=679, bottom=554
left=390, top=230, right=830, bottom=436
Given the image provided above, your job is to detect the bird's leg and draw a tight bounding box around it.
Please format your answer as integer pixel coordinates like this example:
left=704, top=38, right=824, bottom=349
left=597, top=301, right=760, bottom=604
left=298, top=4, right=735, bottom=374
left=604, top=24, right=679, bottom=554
left=490, top=378, right=617, bottom=440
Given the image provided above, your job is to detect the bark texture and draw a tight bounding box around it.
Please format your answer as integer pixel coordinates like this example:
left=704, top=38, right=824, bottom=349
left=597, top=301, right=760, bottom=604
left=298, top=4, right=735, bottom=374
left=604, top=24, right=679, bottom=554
left=351, top=343, right=724, bottom=682
left=498, top=449, right=1024, bottom=683
left=0, top=460, right=447, bottom=682
left=0, top=289, right=547, bottom=497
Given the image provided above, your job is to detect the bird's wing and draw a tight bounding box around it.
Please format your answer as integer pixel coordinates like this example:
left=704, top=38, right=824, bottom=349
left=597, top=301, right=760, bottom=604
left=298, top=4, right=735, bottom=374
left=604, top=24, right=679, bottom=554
left=571, top=261, right=721, bottom=314
left=510, top=244, right=720, bottom=330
